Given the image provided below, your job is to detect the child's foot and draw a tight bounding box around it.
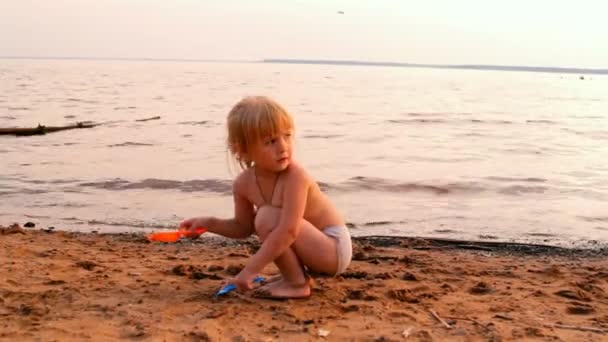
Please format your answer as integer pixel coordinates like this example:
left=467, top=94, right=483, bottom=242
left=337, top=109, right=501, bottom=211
left=253, top=279, right=311, bottom=299
left=262, top=274, right=283, bottom=284
left=263, top=273, right=314, bottom=286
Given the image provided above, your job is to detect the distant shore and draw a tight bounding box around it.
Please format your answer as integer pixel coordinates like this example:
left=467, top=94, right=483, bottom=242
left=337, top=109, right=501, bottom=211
left=262, top=59, right=608, bottom=75
left=1, top=56, right=606, bottom=75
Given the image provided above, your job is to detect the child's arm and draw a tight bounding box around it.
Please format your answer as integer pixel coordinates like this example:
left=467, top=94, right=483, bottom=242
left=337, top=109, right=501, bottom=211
left=180, top=217, right=252, bottom=239
left=180, top=180, right=255, bottom=239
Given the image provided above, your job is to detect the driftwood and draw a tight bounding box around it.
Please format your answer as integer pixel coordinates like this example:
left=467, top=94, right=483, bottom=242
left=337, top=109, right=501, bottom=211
left=135, top=116, right=161, bottom=122
left=429, top=309, right=452, bottom=329
left=0, top=116, right=162, bottom=136
left=543, top=323, right=607, bottom=334
left=0, top=122, right=100, bottom=136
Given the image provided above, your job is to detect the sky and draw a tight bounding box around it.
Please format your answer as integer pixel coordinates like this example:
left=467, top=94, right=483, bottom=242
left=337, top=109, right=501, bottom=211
left=1, top=0, right=607, bottom=68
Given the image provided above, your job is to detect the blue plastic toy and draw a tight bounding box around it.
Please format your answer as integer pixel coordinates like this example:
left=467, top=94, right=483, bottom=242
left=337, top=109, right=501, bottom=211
left=216, top=276, right=265, bottom=297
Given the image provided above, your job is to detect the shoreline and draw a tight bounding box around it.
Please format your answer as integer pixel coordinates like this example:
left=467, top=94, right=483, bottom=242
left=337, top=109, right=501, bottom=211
left=2, top=224, right=608, bottom=341
left=6, top=217, right=608, bottom=251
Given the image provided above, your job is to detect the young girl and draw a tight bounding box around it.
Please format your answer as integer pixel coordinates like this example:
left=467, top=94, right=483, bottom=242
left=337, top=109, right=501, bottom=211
left=180, top=96, right=352, bottom=299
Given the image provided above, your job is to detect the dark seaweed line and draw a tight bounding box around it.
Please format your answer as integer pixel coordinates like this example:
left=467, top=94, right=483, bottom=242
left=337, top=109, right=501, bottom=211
left=355, top=235, right=608, bottom=256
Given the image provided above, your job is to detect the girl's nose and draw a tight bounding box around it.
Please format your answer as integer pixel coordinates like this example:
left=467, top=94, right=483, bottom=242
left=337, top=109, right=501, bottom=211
left=277, top=136, right=288, bottom=151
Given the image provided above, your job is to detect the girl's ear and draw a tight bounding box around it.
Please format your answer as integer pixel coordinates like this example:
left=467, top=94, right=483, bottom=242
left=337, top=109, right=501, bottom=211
left=231, top=143, right=247, bottom=160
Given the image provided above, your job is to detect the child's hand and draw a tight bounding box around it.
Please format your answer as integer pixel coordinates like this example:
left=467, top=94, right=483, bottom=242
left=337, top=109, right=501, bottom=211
left=234, top=268, right=258, bottom=292
left=179, top=216, right=210, bottom=232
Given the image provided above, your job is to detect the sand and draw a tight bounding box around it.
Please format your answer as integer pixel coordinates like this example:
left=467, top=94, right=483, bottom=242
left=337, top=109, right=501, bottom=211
left=1, top=223, right=607, bottom=341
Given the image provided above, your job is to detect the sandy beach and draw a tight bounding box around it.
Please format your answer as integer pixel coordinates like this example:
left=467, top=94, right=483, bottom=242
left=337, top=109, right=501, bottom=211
left=1, top=223, right=607, bottom=341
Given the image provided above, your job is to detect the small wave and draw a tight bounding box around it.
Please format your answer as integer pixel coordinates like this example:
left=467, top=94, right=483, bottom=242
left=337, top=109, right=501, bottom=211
left=113, top=106, right=137, bottom=110
left=178, top=120, right=210, bottom=126
left=25, top=202, right=90, bottom=208
left=526, top=119, right=557, bottom=124
left=7, top=107, right=30, bottom=111
left=362, top=220, right=406, bottom=227
left=328, top=176, right=485, bottom=195
left=457, top=132, right=486, bottom=137
left=578, top=216, right=608, bottom=223
left=546, top=96, right=604, bottom=102
left=573, top=115, right=603, bottom=119
left=66, top=176, right=563, bottom=198
left=502, top=148, right=543, bottom=155
left=24, top=214, right=52, bottom=219
left=14, top=178, right=80, bottom=185
left=387, top=118, right=444, bottom=124
left=317, top=181, right=331, bottom=192
left=562, top=128, right=585, bottom=136
left=498, top=185, right=547, bottom=195
left=0, top=115, right=17, bottom=119
left=79, top=178, right=233, bottom=193
left=470, top=119, right=513, bottom=124
left=406, top=112, right=440, bottom=117
left=409, top=156, right=482, bottom=163
left=322, top=177, right=561, bottom=197
left=107, top=142, right=155, bottom=147
left=435, top=229, right=458, bottom=233
left=562, top=128, right=608, bottom=139
left=302, top=134, right=344, bottom=139
left=345, top=220, right=407, bottom=228
left=526, top=232, right=555, bottom=237
left=432, top=215, right=467, bottom=220
left=388, top=117, right=517, bottom=125
left=486, top=176, right=546, bottom=183
left=587, top=131, right=608, bottom=140
left=51, top=179, right=82, bottom=184
left=64, top=98, right=99, bottom=104
left=85, top=220, right=150, bottom=229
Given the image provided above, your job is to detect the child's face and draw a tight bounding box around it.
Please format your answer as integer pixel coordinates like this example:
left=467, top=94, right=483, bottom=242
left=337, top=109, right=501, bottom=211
left=249, top=128, right=293, bottom=172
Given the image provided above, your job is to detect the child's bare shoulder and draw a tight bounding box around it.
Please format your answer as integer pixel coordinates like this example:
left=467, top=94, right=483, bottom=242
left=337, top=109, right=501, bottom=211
left=232, top=168, right=254, bottom=194
left=284, top=161, right=314, bottom=186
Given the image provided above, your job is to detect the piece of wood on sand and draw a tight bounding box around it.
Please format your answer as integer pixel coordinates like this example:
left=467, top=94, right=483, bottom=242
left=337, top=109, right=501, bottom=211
left=544, top=323, right=607, bottom=334
left=0, top=122, right=100, bottom=136
left=429, top=309, right=452, bottom=329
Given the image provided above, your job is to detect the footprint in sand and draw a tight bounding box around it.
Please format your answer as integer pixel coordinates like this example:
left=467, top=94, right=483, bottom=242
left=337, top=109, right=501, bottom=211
left=567, top=304, right=594, bottom=315
left=469, top=281, right=493, bottom=295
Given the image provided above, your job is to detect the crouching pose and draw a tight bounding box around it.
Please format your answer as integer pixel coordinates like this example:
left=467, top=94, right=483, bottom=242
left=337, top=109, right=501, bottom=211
left=180, top=96, right=352, bottom=299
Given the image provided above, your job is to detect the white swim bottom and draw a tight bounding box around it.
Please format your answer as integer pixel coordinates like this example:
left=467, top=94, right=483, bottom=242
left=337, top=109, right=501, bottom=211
left=323, top=225, right=353, bottom=275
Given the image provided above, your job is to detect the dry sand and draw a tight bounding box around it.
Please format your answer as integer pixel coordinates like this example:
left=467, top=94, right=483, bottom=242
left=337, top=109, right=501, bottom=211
left=1, top=223, right=607, bottom=341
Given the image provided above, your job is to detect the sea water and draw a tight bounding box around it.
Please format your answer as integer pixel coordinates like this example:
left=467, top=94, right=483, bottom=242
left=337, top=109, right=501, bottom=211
left=1, top=59, right=607, bottom=247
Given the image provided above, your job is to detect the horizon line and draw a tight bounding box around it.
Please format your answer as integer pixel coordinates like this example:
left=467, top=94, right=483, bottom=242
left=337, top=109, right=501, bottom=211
left=1, top=55, right=606, bottom=75
left=263, top=59, right=608, bottom=75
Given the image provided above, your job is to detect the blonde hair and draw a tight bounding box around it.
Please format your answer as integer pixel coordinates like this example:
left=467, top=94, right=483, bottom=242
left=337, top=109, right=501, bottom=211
left=227, top=96, right=294, bottom=170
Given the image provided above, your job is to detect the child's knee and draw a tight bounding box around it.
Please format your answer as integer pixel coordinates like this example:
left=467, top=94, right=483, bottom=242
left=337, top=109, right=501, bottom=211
left=254, top=206, right=280, bottom=239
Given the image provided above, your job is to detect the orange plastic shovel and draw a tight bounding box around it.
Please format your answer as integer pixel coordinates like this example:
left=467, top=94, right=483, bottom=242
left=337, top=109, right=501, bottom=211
left=147, top=227, right=207, bottom=243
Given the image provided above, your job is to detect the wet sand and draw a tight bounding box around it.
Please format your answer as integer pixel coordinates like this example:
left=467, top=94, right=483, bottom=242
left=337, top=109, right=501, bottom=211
left=1, top=223, right=607, bottom=341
